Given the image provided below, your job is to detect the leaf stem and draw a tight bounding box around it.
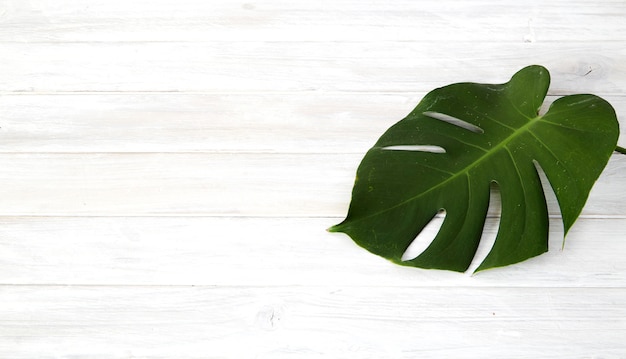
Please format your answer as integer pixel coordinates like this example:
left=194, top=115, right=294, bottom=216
left=616, top=145, right=626, bottom=155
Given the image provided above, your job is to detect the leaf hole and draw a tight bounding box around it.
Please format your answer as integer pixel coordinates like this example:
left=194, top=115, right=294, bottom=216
left=533, top=160, right=564, bottom=248
left=423, top=111, right=484, bottom=134
left=467, top=181, right=500, bottom=273
left=401, top=209, right=446, bottom=261
left=382, top=145, right=446, bottom=153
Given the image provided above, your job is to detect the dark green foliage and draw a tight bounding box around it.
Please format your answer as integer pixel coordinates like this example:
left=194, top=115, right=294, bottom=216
left=330, top=65, right=619, bottom=272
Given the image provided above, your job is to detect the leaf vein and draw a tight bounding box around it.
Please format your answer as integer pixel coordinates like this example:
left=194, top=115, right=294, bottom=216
left=347, top=117, right=543, bottom=224
left=465, top=107, right=516, bottom=132
left=540, top=120, right=594, bottom=133
left=414, top=162, right=455, bottom=177
left=505, top=96, right=534, bottom=121
left=503, top=146, right=529, bottom=252
left=527, top=128, right=581, bottom=195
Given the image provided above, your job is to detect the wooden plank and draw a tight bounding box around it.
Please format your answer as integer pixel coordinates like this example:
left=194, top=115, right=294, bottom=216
left=1, top=0, right=624, bottom=42
left=0, top=42, right=624, bottom=94
left=1, top=93, right=625, bottom=154
left=1, top=216, right=626, bottom=287
left=0, top=153, right=350, bottom=216
left=0, top=93, right=415, bottom=154
left=0, top=285, right=624, bottom=358
left=0, top=153, right=624, bottom=217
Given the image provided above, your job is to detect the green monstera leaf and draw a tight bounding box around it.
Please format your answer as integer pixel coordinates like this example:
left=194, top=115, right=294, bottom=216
left=329, top=65, right=619, bottom=272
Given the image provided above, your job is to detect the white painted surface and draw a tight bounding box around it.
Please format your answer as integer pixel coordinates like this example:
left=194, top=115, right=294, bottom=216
left=0, top=1, right=625, bottom=358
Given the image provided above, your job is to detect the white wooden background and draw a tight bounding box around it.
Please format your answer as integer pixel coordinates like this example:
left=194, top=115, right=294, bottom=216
left=1, top=1, right=625, bottom=358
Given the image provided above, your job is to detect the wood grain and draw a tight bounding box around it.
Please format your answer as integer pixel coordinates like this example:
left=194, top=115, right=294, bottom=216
left=0, top=42, right=624, bottom=94
left=0, top=216, right=625, bottom=287
left=1, top=0, right=625, bottom=43
left=1, top=285, right=625, bottom=358
left=0, top=153, right=623, bottom=217
left=0, top=94, right=624, bottom=153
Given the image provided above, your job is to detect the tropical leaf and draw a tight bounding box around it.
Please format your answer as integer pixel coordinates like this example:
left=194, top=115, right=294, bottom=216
left=329, top=65, right=619, bottom=272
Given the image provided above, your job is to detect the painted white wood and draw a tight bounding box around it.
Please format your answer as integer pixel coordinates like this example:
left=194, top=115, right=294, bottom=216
left=1, top=0, right=624, bottom=43
left=1, top=285, right=625, bottom=358
left=1, top=0, right=625, bottom=357
left=0, top=42, right=624, bottom=94
left=0, top=153, right=623, bottom=217
left=0, top=94, right=624, bottom=153
left=0, top=216, right=625, bottom=287
left=0, top=93, right=425, bottom=154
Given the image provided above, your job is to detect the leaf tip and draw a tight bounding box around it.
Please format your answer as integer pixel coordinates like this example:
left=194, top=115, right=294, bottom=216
left=472, top=262, right=502, bottom=275
left=327, top=223, right=344, bottom=233
left=471, top=265, right=488, bottom=275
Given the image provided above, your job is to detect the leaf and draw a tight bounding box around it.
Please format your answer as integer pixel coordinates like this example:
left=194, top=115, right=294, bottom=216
left=329, top=65, right=619, bottom=273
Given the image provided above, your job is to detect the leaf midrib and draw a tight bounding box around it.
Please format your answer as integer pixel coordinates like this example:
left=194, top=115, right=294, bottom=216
left=341, top=114, right=543, bottom=227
